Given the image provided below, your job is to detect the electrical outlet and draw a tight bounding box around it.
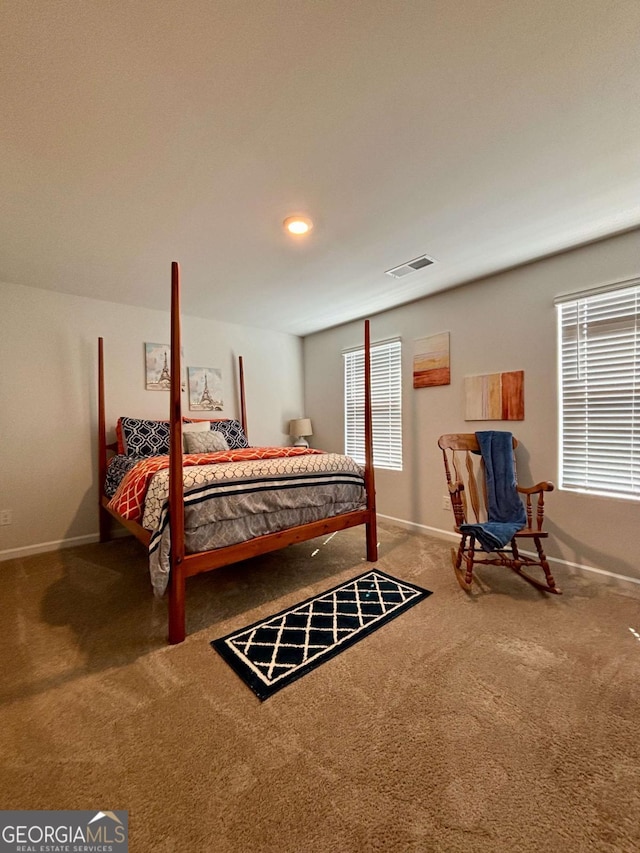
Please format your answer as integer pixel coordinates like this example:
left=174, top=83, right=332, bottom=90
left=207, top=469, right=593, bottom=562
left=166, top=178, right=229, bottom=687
left=0, top=510, right=12, bottom=526
left=442, top=495, right=451, bottom=511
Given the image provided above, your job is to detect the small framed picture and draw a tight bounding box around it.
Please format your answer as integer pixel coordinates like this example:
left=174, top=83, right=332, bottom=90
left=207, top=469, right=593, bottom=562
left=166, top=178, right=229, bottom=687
left=145, top=343, right=171, bottom=390
left=188, top=367, right=223, bottom=411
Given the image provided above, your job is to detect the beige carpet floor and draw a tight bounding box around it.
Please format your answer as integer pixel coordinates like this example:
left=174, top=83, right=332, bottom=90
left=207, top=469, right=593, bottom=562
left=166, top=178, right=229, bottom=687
left=1, top=522, right=639, bottom=852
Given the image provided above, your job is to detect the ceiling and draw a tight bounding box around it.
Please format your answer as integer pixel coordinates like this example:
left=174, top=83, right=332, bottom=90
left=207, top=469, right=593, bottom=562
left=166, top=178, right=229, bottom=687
left=1, top=1, right=639, bottom=337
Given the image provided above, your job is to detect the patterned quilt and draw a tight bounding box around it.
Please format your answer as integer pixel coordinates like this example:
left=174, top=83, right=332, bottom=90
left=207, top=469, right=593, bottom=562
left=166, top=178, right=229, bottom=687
left=106, top=448, right=366, bottom=596
left=108, top=446, right=325, bottom=521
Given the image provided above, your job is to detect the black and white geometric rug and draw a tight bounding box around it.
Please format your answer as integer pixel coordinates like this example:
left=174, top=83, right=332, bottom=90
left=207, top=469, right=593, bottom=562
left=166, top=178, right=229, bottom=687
left=211, top=569, right=432, bottom=700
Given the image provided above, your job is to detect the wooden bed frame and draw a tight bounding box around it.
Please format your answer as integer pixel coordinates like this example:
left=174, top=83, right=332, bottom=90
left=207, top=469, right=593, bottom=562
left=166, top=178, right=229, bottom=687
left=98, top=261, right=378, bottom=644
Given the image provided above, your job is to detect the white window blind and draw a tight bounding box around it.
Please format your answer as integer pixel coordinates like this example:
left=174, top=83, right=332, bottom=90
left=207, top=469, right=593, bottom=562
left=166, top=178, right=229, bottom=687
left=344, top=338, right=402, bottom=471
left=557, top=279, right=640, bottom=499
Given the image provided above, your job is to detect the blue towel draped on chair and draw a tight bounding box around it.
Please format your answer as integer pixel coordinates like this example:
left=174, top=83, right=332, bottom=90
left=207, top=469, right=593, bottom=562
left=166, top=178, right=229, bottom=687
left=459, top=431, right=526, bottom=552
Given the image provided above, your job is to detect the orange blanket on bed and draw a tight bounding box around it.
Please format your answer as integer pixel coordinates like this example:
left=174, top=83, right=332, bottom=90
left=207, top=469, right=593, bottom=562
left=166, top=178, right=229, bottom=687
left=108, top=446, right=325, bottom=522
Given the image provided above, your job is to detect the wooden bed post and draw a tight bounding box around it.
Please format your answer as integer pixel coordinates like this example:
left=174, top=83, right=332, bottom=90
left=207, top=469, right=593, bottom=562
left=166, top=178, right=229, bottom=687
left=364, top=319, right=378, bottom=561
left=97, top=337, right=111, bottom=543
left=168, top=261, right=186, bottom=644
left=238, top=355, right=248, bottom=441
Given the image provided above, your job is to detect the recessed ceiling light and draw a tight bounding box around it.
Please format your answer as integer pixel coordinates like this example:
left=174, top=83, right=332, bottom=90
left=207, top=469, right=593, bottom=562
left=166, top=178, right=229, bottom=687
left=283, top=215, right=313, bottom=236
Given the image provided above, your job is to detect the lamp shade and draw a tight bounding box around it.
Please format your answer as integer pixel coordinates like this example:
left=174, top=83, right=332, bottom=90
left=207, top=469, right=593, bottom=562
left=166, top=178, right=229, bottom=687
left=289, top=418, right=313, bottom=437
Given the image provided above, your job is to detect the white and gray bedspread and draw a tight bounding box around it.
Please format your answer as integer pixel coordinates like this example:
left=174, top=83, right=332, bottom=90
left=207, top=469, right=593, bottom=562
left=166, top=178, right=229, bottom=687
left=142, top=453, right=366, bottom=595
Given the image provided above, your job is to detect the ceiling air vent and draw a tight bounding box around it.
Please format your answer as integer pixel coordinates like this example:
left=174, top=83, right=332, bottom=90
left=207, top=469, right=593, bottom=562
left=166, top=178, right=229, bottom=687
left=385, top=254, right=436, bottom=279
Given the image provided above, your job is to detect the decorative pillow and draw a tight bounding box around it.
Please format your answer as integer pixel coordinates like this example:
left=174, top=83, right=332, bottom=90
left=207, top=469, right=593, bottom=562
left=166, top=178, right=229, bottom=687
left=184, top=430, right=230, bottom=454
left=120, top=417, right=170, bottom=457
left=104, top=454, right=145, bottom=498
left=182, top=420, right=211, bottom=451
left=210, top=418, right=249, bottom=449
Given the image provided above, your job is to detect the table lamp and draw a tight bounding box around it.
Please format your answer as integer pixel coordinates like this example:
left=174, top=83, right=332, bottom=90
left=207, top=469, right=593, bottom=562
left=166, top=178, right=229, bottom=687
left=289, top=418, right=313, bottom=448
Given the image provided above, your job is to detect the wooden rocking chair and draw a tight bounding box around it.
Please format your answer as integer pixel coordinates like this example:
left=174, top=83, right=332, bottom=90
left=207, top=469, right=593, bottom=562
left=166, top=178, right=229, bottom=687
left=438, top=433, right=561, bottom=595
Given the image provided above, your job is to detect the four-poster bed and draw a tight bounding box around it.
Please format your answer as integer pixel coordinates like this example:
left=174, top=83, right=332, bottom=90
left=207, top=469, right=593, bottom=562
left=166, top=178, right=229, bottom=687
left=98, top=261, right=378, bottom=644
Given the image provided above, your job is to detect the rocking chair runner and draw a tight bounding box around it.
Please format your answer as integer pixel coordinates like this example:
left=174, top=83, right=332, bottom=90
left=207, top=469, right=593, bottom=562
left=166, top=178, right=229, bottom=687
left=438, top=433, right=561, bottom=594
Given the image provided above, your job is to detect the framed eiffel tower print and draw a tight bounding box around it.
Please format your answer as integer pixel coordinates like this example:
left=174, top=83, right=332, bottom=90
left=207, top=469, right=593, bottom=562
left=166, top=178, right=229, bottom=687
left=145, top=342, right=187, bottom=392
left=188, top=366, right=223, bottom=411
left=145, top=342, right=172, bottom=390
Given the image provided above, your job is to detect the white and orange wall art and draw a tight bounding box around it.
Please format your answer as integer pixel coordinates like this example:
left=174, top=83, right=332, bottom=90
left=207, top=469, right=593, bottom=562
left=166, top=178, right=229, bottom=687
left=464, top=370, right=524, bottom=420
left=413, top=332, right=450, bottom=388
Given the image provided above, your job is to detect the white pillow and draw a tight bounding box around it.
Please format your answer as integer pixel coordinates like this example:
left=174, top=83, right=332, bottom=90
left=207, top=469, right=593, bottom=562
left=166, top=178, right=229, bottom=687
left=182, top=421, right=210, bottom=451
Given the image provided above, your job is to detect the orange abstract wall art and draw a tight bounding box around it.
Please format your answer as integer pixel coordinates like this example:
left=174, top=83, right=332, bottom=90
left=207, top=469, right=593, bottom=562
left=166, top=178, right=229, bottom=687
left=464, top=370, right=524, bottom=420
left=413, top=332, right=450, bottom=388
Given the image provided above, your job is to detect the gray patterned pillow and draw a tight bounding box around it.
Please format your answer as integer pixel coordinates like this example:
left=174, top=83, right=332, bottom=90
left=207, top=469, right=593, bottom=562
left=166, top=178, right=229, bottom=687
left=182, top=420, right=210, bottom=451
left=184, top=430, right=229, bottom=454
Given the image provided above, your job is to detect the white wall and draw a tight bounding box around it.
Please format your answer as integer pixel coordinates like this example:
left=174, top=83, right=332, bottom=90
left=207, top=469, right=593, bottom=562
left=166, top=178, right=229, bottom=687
left=304, top=229, right=640, bottom=582
left=0, top=283, right=304, bottom=556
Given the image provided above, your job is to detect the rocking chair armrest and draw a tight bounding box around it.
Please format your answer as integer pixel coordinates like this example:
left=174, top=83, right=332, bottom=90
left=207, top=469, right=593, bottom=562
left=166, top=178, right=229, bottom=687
left=448, top=481, right=465, bottom=496
left=517, top=481, right=555, bottom=495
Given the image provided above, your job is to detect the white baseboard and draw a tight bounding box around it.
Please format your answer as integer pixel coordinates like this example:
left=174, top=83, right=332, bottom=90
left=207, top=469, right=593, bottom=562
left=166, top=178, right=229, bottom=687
left=0, top=533, right=100, bottom=562
left=0, top=527, right=132, bottom=562
left=378, top=513, right=640, bottom=587
left=379, top=514, right=458, bottom=544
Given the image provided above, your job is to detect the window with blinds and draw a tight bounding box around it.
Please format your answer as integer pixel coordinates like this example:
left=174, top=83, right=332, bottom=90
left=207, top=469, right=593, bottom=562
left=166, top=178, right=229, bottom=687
left=344, top=338, right=402, bottom=471
left=557, top=279, right=640, bottom=499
